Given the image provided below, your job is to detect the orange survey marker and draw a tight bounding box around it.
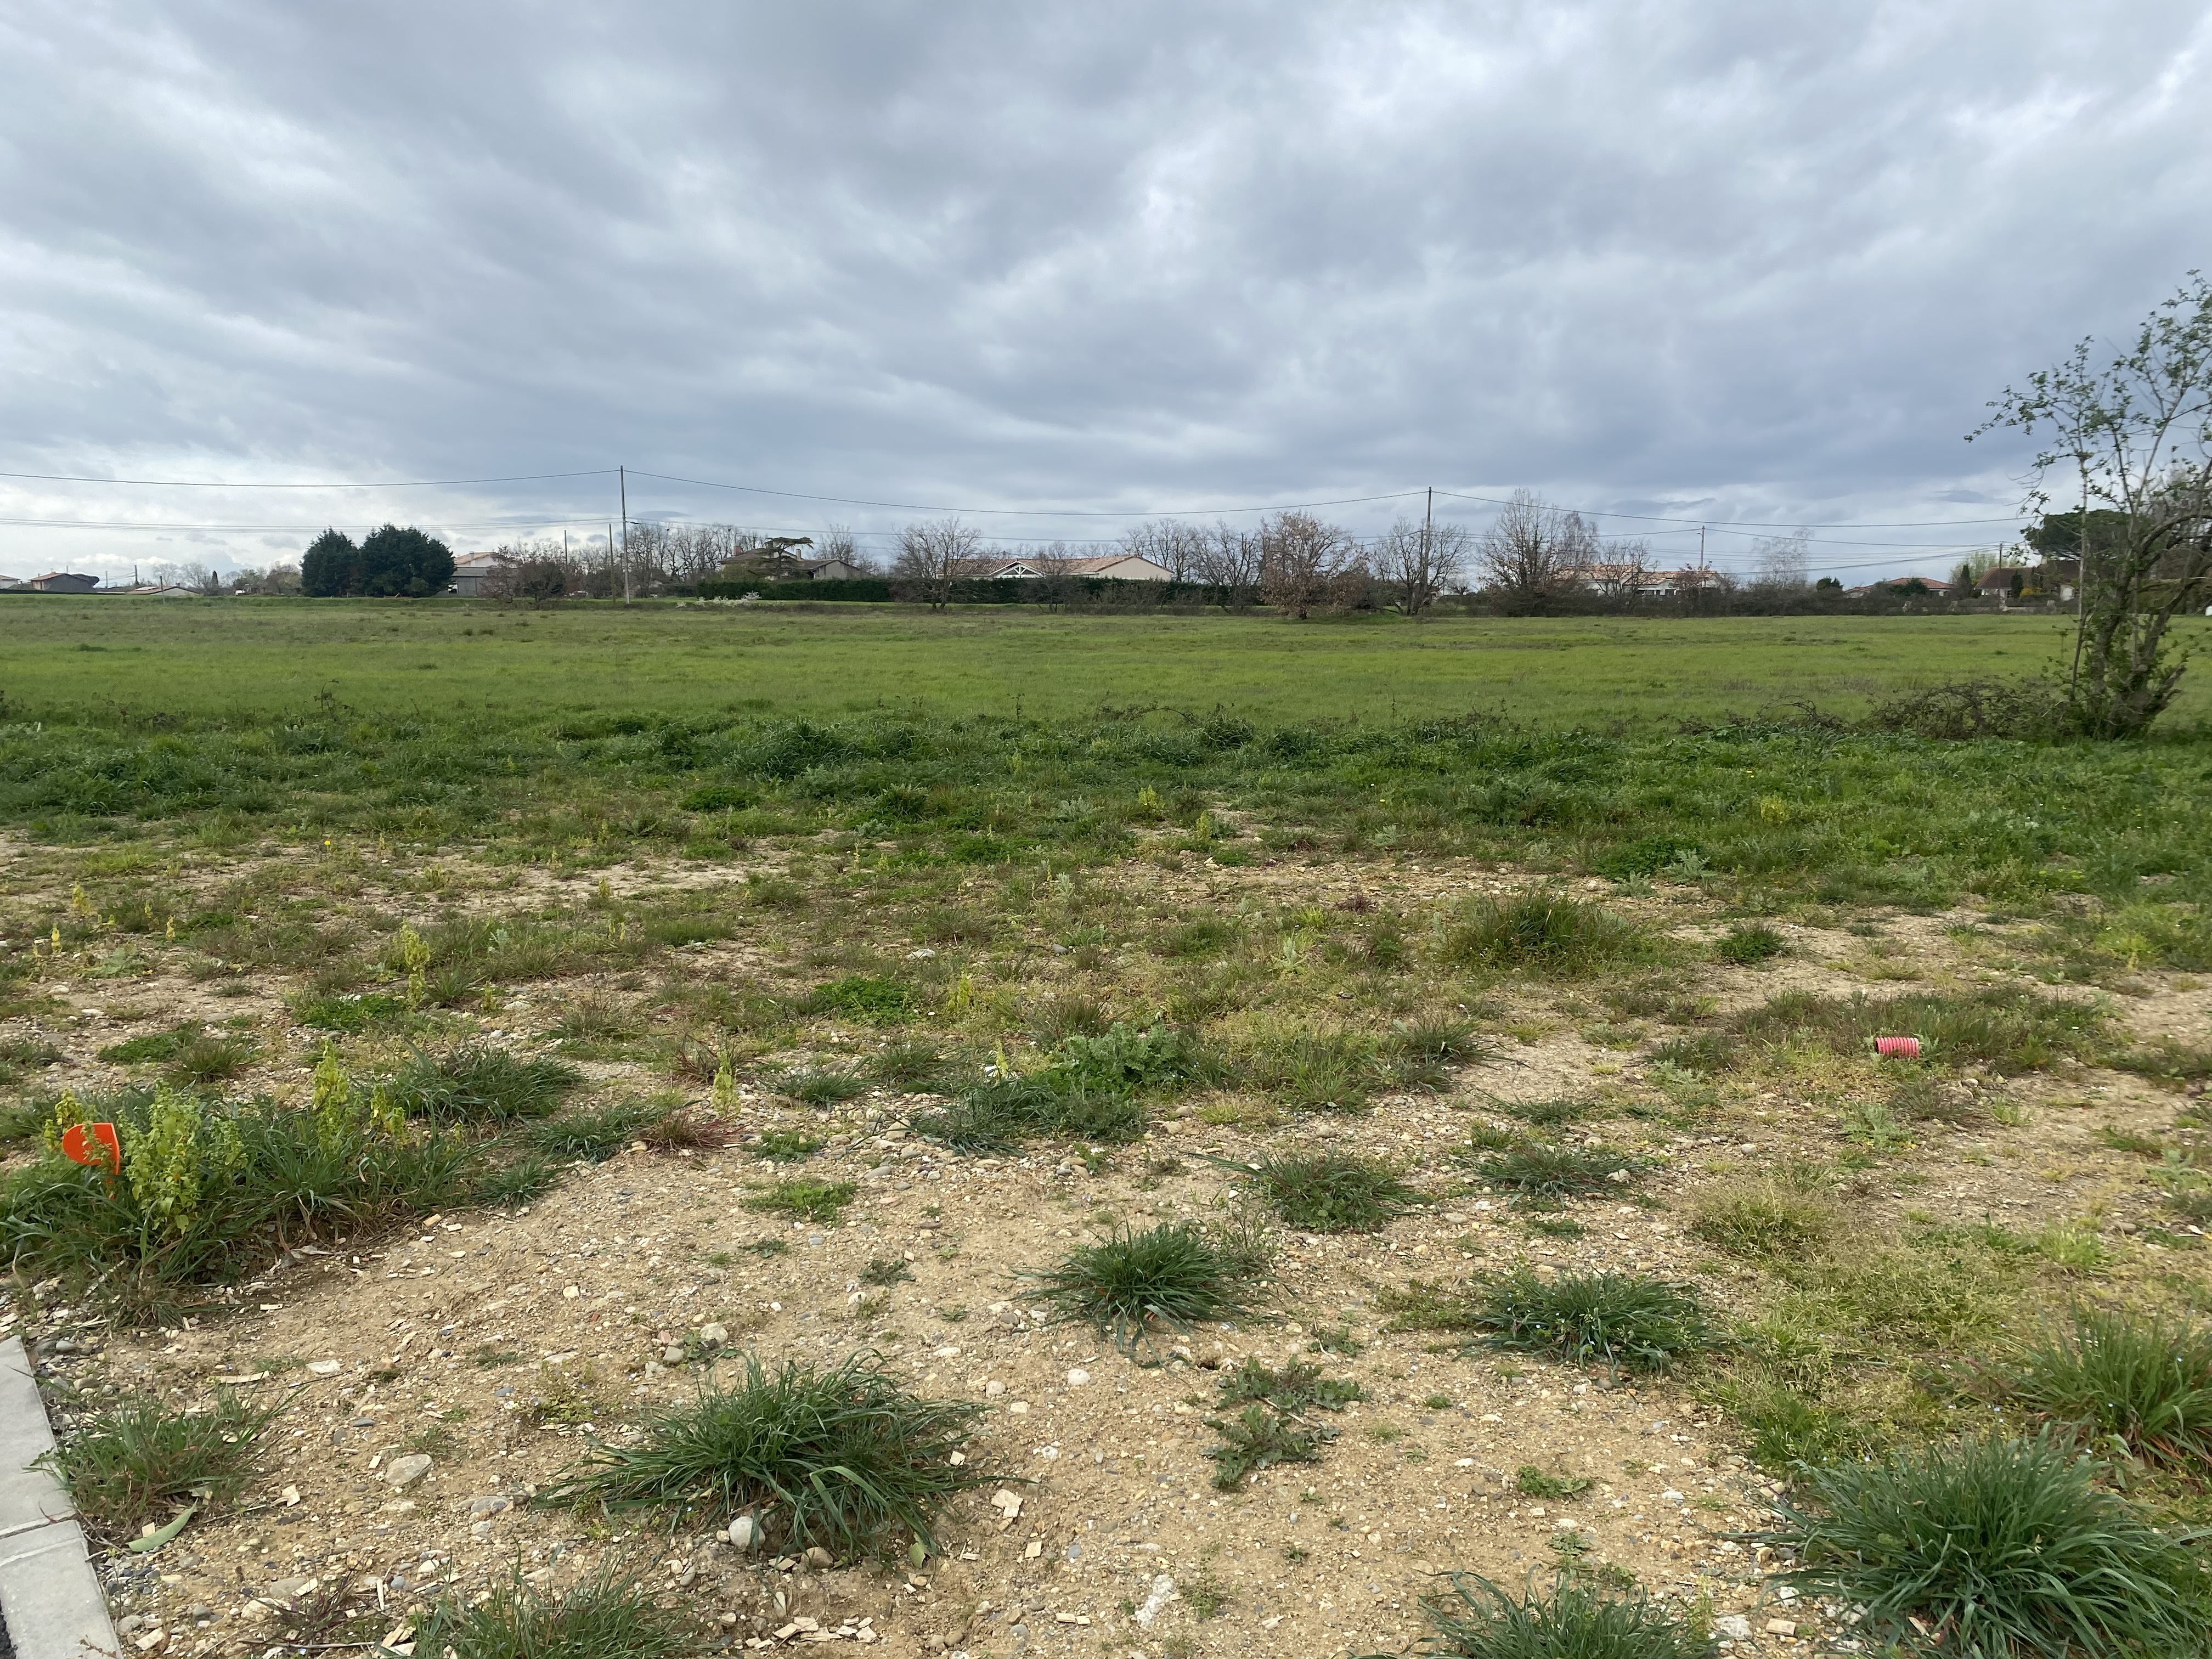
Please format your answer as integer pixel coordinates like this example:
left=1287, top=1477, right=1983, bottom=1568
left=61, top=1120, right=122, bottom=1175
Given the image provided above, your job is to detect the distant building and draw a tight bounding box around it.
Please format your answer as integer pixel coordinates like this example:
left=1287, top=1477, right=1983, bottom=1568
left=985, top=553, right=1174, bottom=582
left=789, top=556, right=869, bottom=580
left=1977, top=567, right=2032, bottom=597
left=1560, top=564, right=1723, bottom=597
left=449, top=551, right=505, bottom=596
left=27, top=571, right=100, bottom=593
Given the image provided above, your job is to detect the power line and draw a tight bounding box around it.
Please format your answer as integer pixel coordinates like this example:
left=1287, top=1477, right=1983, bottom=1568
left=1429, top=487, right=2024, bottom=530
left=627, top=470, right=1426, bottom=518
left=0, top=469, right=617, bottom=489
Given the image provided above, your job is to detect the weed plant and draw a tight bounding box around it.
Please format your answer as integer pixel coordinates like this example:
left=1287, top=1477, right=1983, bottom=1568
left=754, top=1130, right=824, bottom=1163
left=38, top=1387, right=280, bottom=1541
left=1689, top=1175, right=1839, bottom=1257
left=1988, top=1308, right=2212, bottom=1471
left=1215, top=1357, right=1363, bottom=1414
left=1515, top=1467, right=1592, bottom=1499
left=1205, top=1404, right=1334, bottom=1489
left=414, top=1567, right=693, bottom=1659
left=523, top=1099, right=668, bottom=1161
left=1714, top=922, right=1786, bottom=964
left=1243, top=1151, right=1414, bottom=1233
left=1032, top=1221, right=1266, bottom=1349
left=1765, top=1433, right=2211, bottom=1658
left=872, top=1040, right=955, bottom=1092
left=786, top=1069, right=866, bottom=1105
left=540, top=1355, right=992, bottom=1554
left=1371, top=1572, right=1719, bottom=1659
left=167, top=1029, right=261, bottom=1085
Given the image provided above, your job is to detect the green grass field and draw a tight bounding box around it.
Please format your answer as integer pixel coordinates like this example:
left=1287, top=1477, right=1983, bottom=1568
left=4, top=595, right=2178, bottom=726
left=3, top=598, right=2209, bottom=932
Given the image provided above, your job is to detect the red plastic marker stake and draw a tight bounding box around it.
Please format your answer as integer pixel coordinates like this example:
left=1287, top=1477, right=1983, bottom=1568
left=1875, top=1036, right=1921, bottom=1059
left=61, top=1121, right=122, bottom=1175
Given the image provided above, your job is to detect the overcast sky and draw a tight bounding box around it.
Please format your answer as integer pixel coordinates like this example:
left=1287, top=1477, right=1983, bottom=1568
left=3, top=1, right=2208, bottom=583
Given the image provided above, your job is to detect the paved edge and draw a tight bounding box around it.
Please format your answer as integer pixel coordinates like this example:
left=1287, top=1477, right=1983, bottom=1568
left=0, top=1336, right=118, bottom=1659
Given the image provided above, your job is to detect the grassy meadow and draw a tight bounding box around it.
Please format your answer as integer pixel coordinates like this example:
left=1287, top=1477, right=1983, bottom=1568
left=7, top=596, right=2212, bottom=1655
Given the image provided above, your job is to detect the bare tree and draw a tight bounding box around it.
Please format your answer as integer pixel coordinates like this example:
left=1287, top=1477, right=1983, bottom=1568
left=1750, top=529, right=1812, bottom=591
left=1119, top=519, right=1208, bottom=580
left=1258, top=510, right=1356, bottom=618
left=817, top=524, right=868, bottom=571
left=1476, top=488, right=1594, bottom=610
left=1373, top=515, right=1470, bottom=615
left=894, top=518, right=988, bottom=610
left=1190, top=522, right=1264, bottom=589
left=1977, top=273, right=2212, bottom=735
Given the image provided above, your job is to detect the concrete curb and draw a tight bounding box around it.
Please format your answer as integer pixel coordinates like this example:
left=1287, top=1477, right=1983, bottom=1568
left=0, top=1336, right=119, bottom=1659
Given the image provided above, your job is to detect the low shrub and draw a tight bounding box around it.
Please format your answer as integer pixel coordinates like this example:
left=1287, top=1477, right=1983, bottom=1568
left=1987, top=1308, right=2212, bottom=1472
left=538, top=1356, right=993, bottom=1554
left=1032, top=1221, right=1267, bottom=1350
left=1765, top=1433, right=2211, bottom=1658
left=38, top=1387, right=281, bottom=1541
left=1243, top=1151, right=1414, bottom=1234
left=1374, top=1572, right=1719, bottom=1659
left=1442, top=892, right=1657, bottom=978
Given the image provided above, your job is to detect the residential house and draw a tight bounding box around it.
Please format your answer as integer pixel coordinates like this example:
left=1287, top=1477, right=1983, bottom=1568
left=27, top=571, right=100, bottom=593
left=985, top=552, right=1173, bottom=582
left=1561, top=564, right=1723, bottom=597
left=788, top=556, right=868, bottom=580
left=1976, top=567, right=2033, bottom=598
left=449, top=551, right=505, bottom=596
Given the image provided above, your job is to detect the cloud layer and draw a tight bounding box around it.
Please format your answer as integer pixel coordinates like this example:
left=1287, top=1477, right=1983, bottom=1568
left=3, top=1, right=2208, bottom=579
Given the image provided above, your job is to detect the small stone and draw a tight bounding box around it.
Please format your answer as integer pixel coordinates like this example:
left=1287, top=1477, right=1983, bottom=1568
left=699, top=1322, right=728, bottom=1345
left=729, top=1515, right=758, bottom=1551
left=1763, top=1618, right=1799, bottom=1636
left=268, top=1577, right=318, bottom=1602
left=467, top=1496, right=510, bottom=1517
left=1714, top=1615, right=1752, bottom=1641
left=984, top=1381, right=1006, bottom=1398
left=663, top=1346, right=685, bottom=1364
left=1065, top=1368, right=1090, bottom=1386
left=804, top=1545, right=833, bottom=1570
left=306, top=1359, right=342, bottom=1376
left=1023, top=1540, right=1042, bottom=1559
left=384, top=1454, right=432, bottom=1489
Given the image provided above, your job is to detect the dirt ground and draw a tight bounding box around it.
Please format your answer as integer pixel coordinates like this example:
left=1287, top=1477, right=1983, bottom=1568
left=5, top=839, right=2208, bottom=1659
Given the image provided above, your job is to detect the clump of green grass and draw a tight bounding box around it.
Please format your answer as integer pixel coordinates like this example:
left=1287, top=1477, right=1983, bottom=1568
left=907, top=1026, right=1204, bottom=1151
left=1688, top=1175, right=1839, bottom=1258
left=754, top=1130, right=824, bottom=1163
left=473, top=1154, right=563, bottom=1208
left=1383, top=1572, right=1719, bottom=1659
left=1031, top=1221, right=1266, bottom=1349
left=1500, top=1097, right=1602, bottom=1128
left=414, top=1571, right=692, bottom=1659
left=873, top=1039, right=953, bottom=1092
left=37, top=1387, right=280, bottom=1541
left=801, top=975, right=912, bottom=1023
left=860, top=1256, right=913, bottom=1286
left=1714, top=922, right=1786, bottom=964
left=1442, top=892, right=1657, bottom=978
left=785, top=1069, right=867, bottom=1105
left=97, top=1029, right=187, bottom=1065
left=523, top=1098, right=667, bottom=1161
left=746, top=1178, right=857, bottom=1224
left=1985, top=1308, right=2212, bottom=1471
left=1647, top=1031, right=1730, bottom=1072
left=291, top=992, right=409, bottom=1033
left=1238, top=1031, right=1382, bottom=1113
left=1515, top=1466, right=1592, bottom=1499
left=385, top=1045, right=581, bottom=1121
left=1392, top=1269, right=1713, bottom=1374
left=537, top=1355, right=993, bottom=1554
left=167, top=1028, right=261, bottom=1085
left=1472, top=1144, right=1642, bottom=1207
left=1765, top=1434, right=2211, bottom=1658
left=1243, top=1151, right=1413, bottom=1234
left=1731, top=986, right=2104, bottom=1073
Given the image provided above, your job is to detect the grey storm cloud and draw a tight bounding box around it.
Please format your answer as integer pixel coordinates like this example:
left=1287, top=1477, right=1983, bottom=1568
left=2, top=0, right=2208, bottom=578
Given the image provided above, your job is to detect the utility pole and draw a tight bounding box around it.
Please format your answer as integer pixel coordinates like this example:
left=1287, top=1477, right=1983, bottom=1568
left=619, top=465, right=631, bottom=603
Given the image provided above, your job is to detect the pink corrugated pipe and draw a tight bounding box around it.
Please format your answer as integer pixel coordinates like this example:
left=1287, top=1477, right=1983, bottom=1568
left=1875, top=1036, right=1921, bottom=1058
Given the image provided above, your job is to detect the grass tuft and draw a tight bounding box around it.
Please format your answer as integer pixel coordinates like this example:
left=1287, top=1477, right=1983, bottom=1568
left=1986, top=1308, right=2212, bottom=1472
left=414, top=1570, right=692, bottom=1659
left=1688, top=1174, right=1839, bottom=1258
left=1731, top=986, right=2104, bottom=1073
left=38, top=1387, right=280, bottom=1541
left=538, top=1355, right=994, bottom=1554
left=1031, top=1221, right=1266, bottom=1350
left=1442, top=892, right=1656, bottom=978
left=1386, top=1269, right=1713, bottom=1374
left=746, top=1178, right=857, bottom=1224
left=1243, top=1151, right=1414, bottom=1234
left=1472, top=1144, right=1642, bottom=1207
left=1766, top=1433, right=2211, bottom=1658
left=1714, top=921, right=1786, bottom=964
left=1374, top=1572, right=1719, bottom=1659
left=385, top=1045, right=582, bottom=1121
